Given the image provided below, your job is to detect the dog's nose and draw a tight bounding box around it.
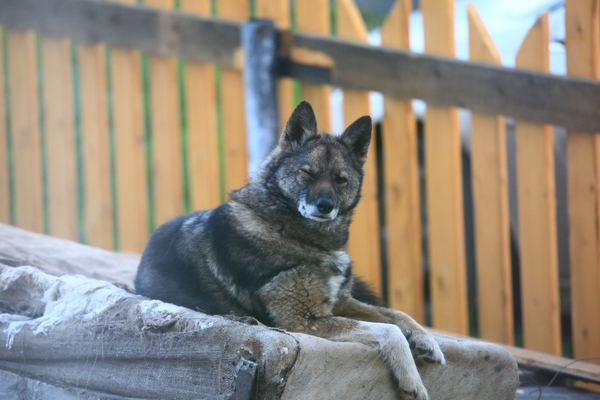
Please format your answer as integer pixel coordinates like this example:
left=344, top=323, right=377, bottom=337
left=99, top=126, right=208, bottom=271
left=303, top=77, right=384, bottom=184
left=316, top=198, right=334, bottom=214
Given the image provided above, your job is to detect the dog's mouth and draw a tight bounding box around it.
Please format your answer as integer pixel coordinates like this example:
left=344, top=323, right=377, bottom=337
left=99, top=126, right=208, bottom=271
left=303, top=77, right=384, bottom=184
left=298, top=200, right=338, bottom=222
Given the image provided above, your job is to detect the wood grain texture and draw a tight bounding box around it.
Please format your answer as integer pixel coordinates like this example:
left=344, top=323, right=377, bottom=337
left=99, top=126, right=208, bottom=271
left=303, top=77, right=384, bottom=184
left=565, top=0, right=600, bottom=365
left=255, top=0, right=293, bottom=131
left=336, top=0, right=381, bottom=295
left=146, top=0, right=183, bottom=226
left=78, top=42, right=113, bottom=250
left=380, top=0, right=423, bottom=321
left=7, top=29, right=43, bottom=233
left=41, top=36, right=78, bottom=241
left=294, top=0, right=331, bottom=132
left=217, top=0, right=248, bottom=194
left=0, top=31, right=9, bottom=224
left=421, top=0, right=468, bottom=334
left=181, top=0, right=220, bottom=211
left=110, top=0, right=148, bottom=252
left=467, top=4, right=513, bottom=344
left=515, top=13, right=561, bottom=355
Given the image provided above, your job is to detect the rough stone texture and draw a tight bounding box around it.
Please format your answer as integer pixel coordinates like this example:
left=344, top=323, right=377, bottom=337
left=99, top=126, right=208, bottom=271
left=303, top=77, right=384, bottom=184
left=0, top=223, right=519, bottom=399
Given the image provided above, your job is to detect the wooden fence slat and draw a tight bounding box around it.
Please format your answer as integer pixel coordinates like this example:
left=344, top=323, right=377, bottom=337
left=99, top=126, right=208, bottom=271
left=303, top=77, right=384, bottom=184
left=111, top=0, right=148, bottom=252
left=181, top=0, right=220, bottom=211
left=380, top=0, right=423, bottom=321
left=421, top=0, right=468, bottom=334
left=7, top=29, right=43, bottom=233
left=467, top=4, right=513, bottom=344
left=565, top=0, right=600, bottom=364
left=146, top=0, right=183, bottom=226
left=515, top=13, right=561, bottom=355
left=78, top=41, right=113, bottom=250
left=336, top=0, right=381, bottom=295
left=0, top=30, right=9, bottom=224
left=41, top=36, right=78, bottom=241
left=255, top=0, right=293, bottom=132
left=217, top=0, right=248, bottom=194
left=294, top=0, right=331, bottom=132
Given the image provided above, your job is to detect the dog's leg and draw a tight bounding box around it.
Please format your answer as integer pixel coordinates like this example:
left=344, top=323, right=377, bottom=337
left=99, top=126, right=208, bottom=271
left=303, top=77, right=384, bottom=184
left=334, top=296, right=446, bottom=366
left=297, top=316, right=428, bottom=400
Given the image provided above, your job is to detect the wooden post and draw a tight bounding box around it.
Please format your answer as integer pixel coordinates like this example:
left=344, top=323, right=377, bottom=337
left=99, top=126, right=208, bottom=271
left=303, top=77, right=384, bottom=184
left=241, top=19, right=279, bottom=177
left=181, top=0, right=220, bottom=211
left=6, top=29, right=43, bottom=234
left=146, top=0, right=183, bottom=227
left=78, top=40, right=113, bottom=250
left=216, top=0, right=249, bottom=193
left=467, top=4, right=513, bottom=345
left=255, top=0, right=293, bottom=131
left=41, top=35, right=78, bottom=241
left=421, top=0, right=468, bottom=334
left=295, top=0, right=331, bottom=132
left=515, top=13, right=561, bottom=355
left=381, top=0, right=423, bottom=322
left=565, top=0, right=600, bottom=366
left=336, top=0, right=381, bottom=295
left=111, top=0, right=148, bottom=252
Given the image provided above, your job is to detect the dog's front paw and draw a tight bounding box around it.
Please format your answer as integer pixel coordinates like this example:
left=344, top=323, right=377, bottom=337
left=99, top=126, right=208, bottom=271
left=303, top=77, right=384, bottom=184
left=397, top=371, right=428, bottom=400
left=405, top=330, right=446, bottom=366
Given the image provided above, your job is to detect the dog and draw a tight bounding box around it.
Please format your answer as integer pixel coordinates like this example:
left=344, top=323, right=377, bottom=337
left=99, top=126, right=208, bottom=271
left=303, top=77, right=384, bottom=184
left=135, top=100, right=445, bottom=399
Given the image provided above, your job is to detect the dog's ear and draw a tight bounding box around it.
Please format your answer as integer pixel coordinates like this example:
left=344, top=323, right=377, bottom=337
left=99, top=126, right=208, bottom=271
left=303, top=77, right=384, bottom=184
left=280, top=100, right=318, bottom=150
left=340, top=115, right=372, bottom=166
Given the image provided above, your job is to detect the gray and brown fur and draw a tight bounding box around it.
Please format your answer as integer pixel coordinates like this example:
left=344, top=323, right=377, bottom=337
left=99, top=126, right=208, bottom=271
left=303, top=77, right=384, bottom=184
left=135, top=101, right=445, bottom=399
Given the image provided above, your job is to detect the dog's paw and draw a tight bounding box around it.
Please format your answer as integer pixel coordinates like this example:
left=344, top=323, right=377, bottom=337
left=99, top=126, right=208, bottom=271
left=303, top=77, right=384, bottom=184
left=405, top=330, right=446, bottom=366
left=398, top=372, right=428, bottom=400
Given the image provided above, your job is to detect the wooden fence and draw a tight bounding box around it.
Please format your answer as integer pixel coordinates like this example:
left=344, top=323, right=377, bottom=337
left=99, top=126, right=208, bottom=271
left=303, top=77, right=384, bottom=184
left=1, top=0, right=600, bottom=368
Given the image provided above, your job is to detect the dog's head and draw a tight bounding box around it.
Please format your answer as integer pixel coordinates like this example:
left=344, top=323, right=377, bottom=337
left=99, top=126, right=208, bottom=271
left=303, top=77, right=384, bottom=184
left=272, top=101, right=372, bottom=223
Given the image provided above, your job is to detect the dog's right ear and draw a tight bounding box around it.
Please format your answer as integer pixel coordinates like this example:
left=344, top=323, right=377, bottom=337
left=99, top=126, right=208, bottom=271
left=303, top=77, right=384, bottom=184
left=279, top=100, right=318, bottom=150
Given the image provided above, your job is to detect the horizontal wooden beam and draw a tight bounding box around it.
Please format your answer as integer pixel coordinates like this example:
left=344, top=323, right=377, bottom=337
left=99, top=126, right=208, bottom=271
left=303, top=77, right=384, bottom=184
left=1, top=0, right=600, bottom=132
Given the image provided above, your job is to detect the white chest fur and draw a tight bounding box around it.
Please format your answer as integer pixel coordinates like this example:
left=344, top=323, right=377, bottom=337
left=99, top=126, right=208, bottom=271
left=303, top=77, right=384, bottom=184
left=328, top=251, right=351, bottom=301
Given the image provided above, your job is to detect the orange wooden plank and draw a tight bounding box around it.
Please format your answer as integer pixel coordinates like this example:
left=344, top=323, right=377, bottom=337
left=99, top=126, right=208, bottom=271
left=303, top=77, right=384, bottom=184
left=565, top=0, right=600, bottom=364
left=515, top=13, right=561, bottom=355
left=294, top=0, right=331, bottom=132
left=41, top=36, right=78, bottom=241
left=181, top=0, right=220, bottom=211
left=0, top=30, right=9, bottom=224
left=255, top=0, right=293, bottom=131
left=78, top=42, right=113, bottom=250
left=146, top=0, right=183, bottom=226
left=336, top=0, right=381, bottom=295
left=380, top=0, right=423, bottom=322
left=421, top=0, right=468, bottom=334
left=216, top=0, right=248, bottom=194
left=7, top=30, right=43, bottom=233
left=111, top=0, right=147, bottom=252
left=467, top=4, right=513, bottom=344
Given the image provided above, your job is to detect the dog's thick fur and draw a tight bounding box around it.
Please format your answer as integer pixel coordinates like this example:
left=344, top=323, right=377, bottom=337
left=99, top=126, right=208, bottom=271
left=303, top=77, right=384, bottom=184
left=135, top=101, right=444, bottom=399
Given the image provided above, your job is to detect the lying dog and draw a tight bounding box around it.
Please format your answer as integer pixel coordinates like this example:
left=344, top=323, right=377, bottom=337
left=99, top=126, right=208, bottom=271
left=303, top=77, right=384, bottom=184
left=135, top=100, right=445, bottom=399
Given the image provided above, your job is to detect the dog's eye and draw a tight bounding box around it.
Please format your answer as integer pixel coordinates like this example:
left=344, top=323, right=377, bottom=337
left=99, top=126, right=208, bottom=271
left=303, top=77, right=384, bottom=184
left=300, top=168, right=314, bottom=178
left=335, top=176, right=348, bottom=185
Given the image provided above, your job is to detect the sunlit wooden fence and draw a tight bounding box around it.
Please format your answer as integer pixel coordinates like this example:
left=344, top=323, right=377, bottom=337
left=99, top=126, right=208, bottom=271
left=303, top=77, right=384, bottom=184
left=1, top=0, right=600, bottom=368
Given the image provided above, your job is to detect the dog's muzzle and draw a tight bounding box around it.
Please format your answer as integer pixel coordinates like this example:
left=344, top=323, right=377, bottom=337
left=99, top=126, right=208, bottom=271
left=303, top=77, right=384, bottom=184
left=298, top=198, right=338, bottom=222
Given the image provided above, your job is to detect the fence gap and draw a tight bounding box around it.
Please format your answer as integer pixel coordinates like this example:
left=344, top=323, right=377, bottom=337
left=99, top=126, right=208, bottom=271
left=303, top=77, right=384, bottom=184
left=380, top=0, right=423, bottom=322
left=336, top=0, right=381, bottom=296
left=515, top=12, right=561, bottom=356
left=0, top=29, right=8, bottom=225
left=216, top=0, right=249, bottom=194
left=467, top=4, right=513, bottom=345
left=565, top=0, right=600, bottom=369
left=146, top=0, right=184, bottom=228
left=421, top=0, right=469, bottom=334
left=110, top=0, right=148, bottom=252
left=294, top=0, right=332, bottom=132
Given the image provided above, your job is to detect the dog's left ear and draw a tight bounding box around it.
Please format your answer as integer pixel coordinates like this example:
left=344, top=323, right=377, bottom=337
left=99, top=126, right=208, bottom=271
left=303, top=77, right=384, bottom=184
left=280, top=100, right=318, bottom=151
left=340, top=115, right=372, bottom=166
